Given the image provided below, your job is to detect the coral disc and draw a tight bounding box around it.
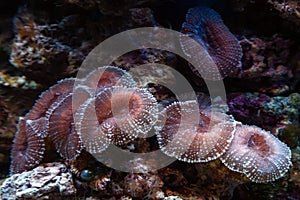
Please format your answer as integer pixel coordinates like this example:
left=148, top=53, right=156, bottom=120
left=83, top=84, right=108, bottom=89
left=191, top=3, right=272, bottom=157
left=25, top=78, right=75, bottom=138
left=75, top=96, right=110, bottom=154
left=10, top=119, right=45, bottom=174
left=26, top=78, right=75, bottom=120
left=10, top=78, right=75, bottom=173
left=76, top=86, right=158, bottom=154
left=72, top=84, right=94, bottom=107
left=155, top=100, right=236, bottom=163
left=46, top=93, right=83, bottom=161
left=180, top=7, right=243, bottom=80
left=220, top=124, right=292, bottom=182
left=80, top=66, right=136, bottom=95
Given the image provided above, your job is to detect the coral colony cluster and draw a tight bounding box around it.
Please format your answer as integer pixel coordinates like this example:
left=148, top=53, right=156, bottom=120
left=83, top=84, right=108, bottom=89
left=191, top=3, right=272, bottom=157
left=4, top=4, right=296, bottom=199
left=11, top=66, right=292, bottom=183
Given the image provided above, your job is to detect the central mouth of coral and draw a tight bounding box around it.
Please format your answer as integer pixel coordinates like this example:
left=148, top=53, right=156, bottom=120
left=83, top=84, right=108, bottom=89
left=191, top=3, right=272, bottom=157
left=197, top=115, right=210, bottom=132
left=247, top=134, right=270, bottom=157
left=111, top=93, right=142, bottom=119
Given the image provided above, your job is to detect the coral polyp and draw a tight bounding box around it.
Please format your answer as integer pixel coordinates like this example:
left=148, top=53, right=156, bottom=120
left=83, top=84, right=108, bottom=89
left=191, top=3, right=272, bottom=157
left=155, top=100, right=236, bottom=163
left=81, top=66, right=136, bottom=94
left=32, top=78, right=76, bottom=112
left=26, top=78, right=76, bottom=138
left=10, top=119, right=45, bottom=174
left=96, top=86, right=158, bottom=137
left=10, top=78, right=76, bottom=173
left=220, top=124, right=292, bottom=183
left=76, top=86, right=158, bottom=150
left=46, top=93, right=83, bottom=161
left=180, top=7, right=243, bottom=80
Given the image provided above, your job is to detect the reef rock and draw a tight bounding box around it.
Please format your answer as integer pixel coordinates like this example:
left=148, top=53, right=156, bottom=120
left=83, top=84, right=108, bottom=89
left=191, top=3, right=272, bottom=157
left=0, top=162, right=76, bottom=199
left=231, top=35, right=294, bottom=95
left=268, top=0, right=300, bottom=32
left=10, top=12, right=84, bottom=85
left=228, top=92, right=300, bottom=133
left=63, top=0, right=159, bottom=16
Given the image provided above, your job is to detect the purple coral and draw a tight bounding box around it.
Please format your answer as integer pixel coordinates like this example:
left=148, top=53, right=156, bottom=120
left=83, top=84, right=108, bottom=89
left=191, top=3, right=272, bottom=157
left=227, top=93, right=283, bottom=131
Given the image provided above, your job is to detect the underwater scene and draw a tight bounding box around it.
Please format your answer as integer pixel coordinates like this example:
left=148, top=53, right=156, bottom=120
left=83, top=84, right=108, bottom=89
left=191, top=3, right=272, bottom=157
left=0, top=0, right=300, bottom=199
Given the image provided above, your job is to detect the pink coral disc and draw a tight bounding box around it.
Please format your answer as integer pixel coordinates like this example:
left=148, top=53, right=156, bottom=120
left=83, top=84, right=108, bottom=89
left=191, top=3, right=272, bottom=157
left=10, top=78, right=75, bottom=173
left=155, top=100, right=236, bottom=163
left=46, top=93, right=83, bottom=161
left=10, top=119, right=45, bottom=174
left=79, top=66, right=136, bottom=96
left=25, top=78, right=75, bottom=138
left=72, top=84, right=95, bottom=107
left=76, top=86, right=158, bottom=154
left=26, top=78, right=75, bottom=120
left=75, top=97, right=110, bottom=154
left=220, top=124, right=292, bottom=183
left=180, top=7, right=242, bottom=80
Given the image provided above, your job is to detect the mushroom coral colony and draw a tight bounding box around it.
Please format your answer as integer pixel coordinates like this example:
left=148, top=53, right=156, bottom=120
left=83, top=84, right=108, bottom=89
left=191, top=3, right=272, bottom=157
left=10, top=65, right=292, bottom=183
left=10, top=6, right=292, bottom=185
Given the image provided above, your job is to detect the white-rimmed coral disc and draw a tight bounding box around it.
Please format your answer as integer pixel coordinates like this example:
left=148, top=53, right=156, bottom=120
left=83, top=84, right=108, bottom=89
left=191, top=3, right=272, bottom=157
left=220, top=124, right=292, bottom=183
left=76, top=86, right=158, bottom=154
left=155, top=100, right=236, bottom=163
left=180, top=7, right=243, bottom=80
left=79, top=66, right=136, bottom=95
